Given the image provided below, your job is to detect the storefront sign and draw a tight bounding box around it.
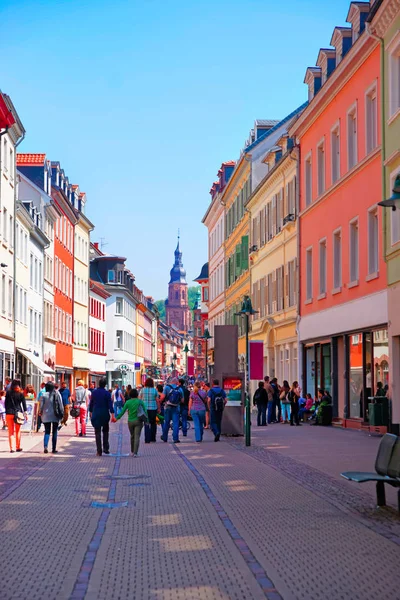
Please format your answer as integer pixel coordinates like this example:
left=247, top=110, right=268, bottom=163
left=134, top=362, right=141, bottom=370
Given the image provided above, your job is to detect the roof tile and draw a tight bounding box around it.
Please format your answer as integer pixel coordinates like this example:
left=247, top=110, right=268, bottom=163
left=17, top=153, right=46, bottom=166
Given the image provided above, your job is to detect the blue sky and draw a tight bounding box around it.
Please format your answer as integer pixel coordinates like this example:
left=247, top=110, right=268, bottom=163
left=1, top=0, right=353, bottom=300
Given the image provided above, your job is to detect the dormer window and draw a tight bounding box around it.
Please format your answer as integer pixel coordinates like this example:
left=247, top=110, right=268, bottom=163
left=331, top=27, right=352, bottom=66
left=304, top=67, right=322, bottom=101
left=347, top=2, right=369, bottom=44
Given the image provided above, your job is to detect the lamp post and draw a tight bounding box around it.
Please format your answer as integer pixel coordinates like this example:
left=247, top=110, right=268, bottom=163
left=235, top=295, right=258, bottom=447
left=183, top=343, right=189, bottom=377
left=202, top=328, right=212, bottom=381
left=378, top=174, right=400, bottom=210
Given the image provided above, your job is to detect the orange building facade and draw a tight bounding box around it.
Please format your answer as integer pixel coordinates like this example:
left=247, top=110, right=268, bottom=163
left=291, top=6, right=389, bottom=424
left=52, top=188, right=77, bottom=388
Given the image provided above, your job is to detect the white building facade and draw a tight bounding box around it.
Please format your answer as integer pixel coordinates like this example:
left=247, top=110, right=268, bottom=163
left=89, top=279, right=109, bottom=386
left=0, top=93, right=24, bottom=385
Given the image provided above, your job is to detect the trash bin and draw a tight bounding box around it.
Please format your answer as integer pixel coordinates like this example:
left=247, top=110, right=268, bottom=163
left=369, top=402, right=383, bottom=426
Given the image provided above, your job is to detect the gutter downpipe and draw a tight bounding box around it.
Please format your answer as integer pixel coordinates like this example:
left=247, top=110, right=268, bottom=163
left=13, top=131, right=25, bottom=360
left=366, top=23, right=386, bottom=262
left=290, top=145, right=301, bottom=384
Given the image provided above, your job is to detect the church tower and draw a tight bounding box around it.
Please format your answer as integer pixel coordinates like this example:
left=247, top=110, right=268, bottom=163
left=165, top=237, right=191, bottom=334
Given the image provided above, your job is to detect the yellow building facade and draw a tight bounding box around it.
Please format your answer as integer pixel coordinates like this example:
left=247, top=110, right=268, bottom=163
left=222, top=156, right=251, bottom=360
left=248, top=134, right=299, bottom=384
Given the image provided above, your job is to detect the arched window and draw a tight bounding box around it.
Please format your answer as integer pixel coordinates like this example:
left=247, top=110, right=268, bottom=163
left=175, top=291, right=179, bottom=300
left=182, top=290, right=185, bottom=300
left=197, top=343, right=202, bottom=355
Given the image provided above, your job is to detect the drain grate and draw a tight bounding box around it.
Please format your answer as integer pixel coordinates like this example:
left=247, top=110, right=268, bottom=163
left=91, top=501, right=128, bottom=509
left=106, top=453, right=130, bottom=457
left=126, top=483, right=152, bottom=487
left=104, top=474, right=151, bottom=480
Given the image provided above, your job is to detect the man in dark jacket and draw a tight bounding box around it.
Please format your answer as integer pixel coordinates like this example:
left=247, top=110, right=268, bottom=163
left=253, top=381, right=268, bottom=426
left=89, top=378, right=114, bottom=456
left=179, top=378, right=190, bottom=437
left=207, top=379, right=227, bottom=442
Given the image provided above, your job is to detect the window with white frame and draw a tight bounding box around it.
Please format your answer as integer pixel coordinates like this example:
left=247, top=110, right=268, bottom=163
left=333, top=229, right=342, bottom=290
left=331, top=123, right=340, bottom=184
left=349, top=218, right=359, bottom=283
left=365, top=85, right=377, bottom=154
left=347, top=104, right=357, bottom=170
left=305, top=153, right=312, bottom=206
left=317, top=139, right=325, bottom=196
left=388, top=31, right=400, bottom=118
left=319, top=239, right=327, bottom=296
left=306, top=247, right=313, bottom=301
left=368, top=207, right=379, bottom=275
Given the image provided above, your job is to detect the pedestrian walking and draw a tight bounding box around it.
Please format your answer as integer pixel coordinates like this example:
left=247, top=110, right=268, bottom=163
left=59, top=380, right=71, bottom=425
left=189, top=381, right=207, bottom=442
left=160, top=377, right=184, bottom=443
left=253, top=381, right=268, bottom=426
left=116, top=388, right=148, bottom=456
left=202, top=382, right=211, bottom=429
left=289, top=381, right=301, bottom=426
left=207, top=379, right=227, bottom=442
left=112, top=385, right=125, bottom=417
left=89, top=378, right=114, bottom=456
left=179, top=378, right=190, bottom=437
left=280, top=380, right=291, bottom=423
left=39, top=382, right=64, bottom=454
left=0, top=390, right=6, bottom=429
left=72, top=380, right=88, bottom=437
left=139, top=378, right=160, bottom=444
left=156, top=383, right=165, bottom=416
left=5, top=380, right=27, bottom=452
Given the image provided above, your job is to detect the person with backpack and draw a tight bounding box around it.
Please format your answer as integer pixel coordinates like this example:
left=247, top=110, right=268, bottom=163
left=288, top=381, right=302, bottom=426
left=89, top=378, right=114, bottom=456
left=160, top=377, right=184, bottom=443
left=253, top=381, right=268, bottom=426
left=207, top=379, right=227, bottom=442
left=189, top=380, right=208, bottom=442
left=38, top=381, right=64, bottom=454
left=179, top=378, right=190, bottom=437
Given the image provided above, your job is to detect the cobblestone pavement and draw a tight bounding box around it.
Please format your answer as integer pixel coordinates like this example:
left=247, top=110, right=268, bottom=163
left=0, top=420, right=399, bottom=600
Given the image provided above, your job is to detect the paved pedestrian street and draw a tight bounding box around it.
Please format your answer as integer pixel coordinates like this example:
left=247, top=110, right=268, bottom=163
left=1, top=422, right=400, bottom=600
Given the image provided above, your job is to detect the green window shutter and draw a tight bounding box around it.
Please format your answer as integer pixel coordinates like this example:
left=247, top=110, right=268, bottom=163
left=235, top=244, right=241, bottom=278
left=230, top=256, right=234, bottom=286
left=241, top=235, right=249, bottom=271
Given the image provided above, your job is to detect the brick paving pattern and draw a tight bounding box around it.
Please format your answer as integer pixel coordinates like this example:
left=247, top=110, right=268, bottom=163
left=0, top=420, right=399, bottom=600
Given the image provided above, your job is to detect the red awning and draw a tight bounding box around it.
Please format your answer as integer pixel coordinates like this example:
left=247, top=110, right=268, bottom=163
left=0, top=95, right=15, bottom=129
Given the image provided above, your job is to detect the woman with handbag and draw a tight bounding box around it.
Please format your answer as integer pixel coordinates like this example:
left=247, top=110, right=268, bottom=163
left=188, top=381, right=207, bottom=442
left=116, top=388, right=148, bottom=457
left=5, top=380, right=28, bottom=452
left=39, top=381, right=64, bottom=454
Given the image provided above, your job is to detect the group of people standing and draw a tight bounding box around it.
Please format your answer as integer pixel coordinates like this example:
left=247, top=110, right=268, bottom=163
left=253, top=376, right=333, bottom=427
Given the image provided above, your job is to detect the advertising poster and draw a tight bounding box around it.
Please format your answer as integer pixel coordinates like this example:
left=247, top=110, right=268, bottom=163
left=21, top=401, right=37, bottom=433
left=223, top=377, right=242, bottom=404
left=249, top=341, right=264, bottom=381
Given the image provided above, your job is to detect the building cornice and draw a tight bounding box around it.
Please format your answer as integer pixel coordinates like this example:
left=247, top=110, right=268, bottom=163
left=368, top=0, right=400, bottom=37
left=290, top=32, right=378, bottom=139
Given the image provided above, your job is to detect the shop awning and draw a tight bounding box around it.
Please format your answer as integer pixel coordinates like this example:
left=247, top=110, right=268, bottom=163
left=17, top=348, right=55, bottom=375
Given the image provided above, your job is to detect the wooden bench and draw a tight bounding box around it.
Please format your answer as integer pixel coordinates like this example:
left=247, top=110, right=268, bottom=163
left=341, top=433, right=400, bottom=512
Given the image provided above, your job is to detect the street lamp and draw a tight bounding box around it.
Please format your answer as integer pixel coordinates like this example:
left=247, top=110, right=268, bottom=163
left=202, top=328, right=212, bottom=381
left=235, top=295, right=258, bottom=447
left=378, top=174, right=400, bottom=210
left=183, top=343, right=189, bottom=376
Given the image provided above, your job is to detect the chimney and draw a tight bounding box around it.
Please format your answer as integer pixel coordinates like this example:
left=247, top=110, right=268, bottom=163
left=93, top=242, right=99, bottom=250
